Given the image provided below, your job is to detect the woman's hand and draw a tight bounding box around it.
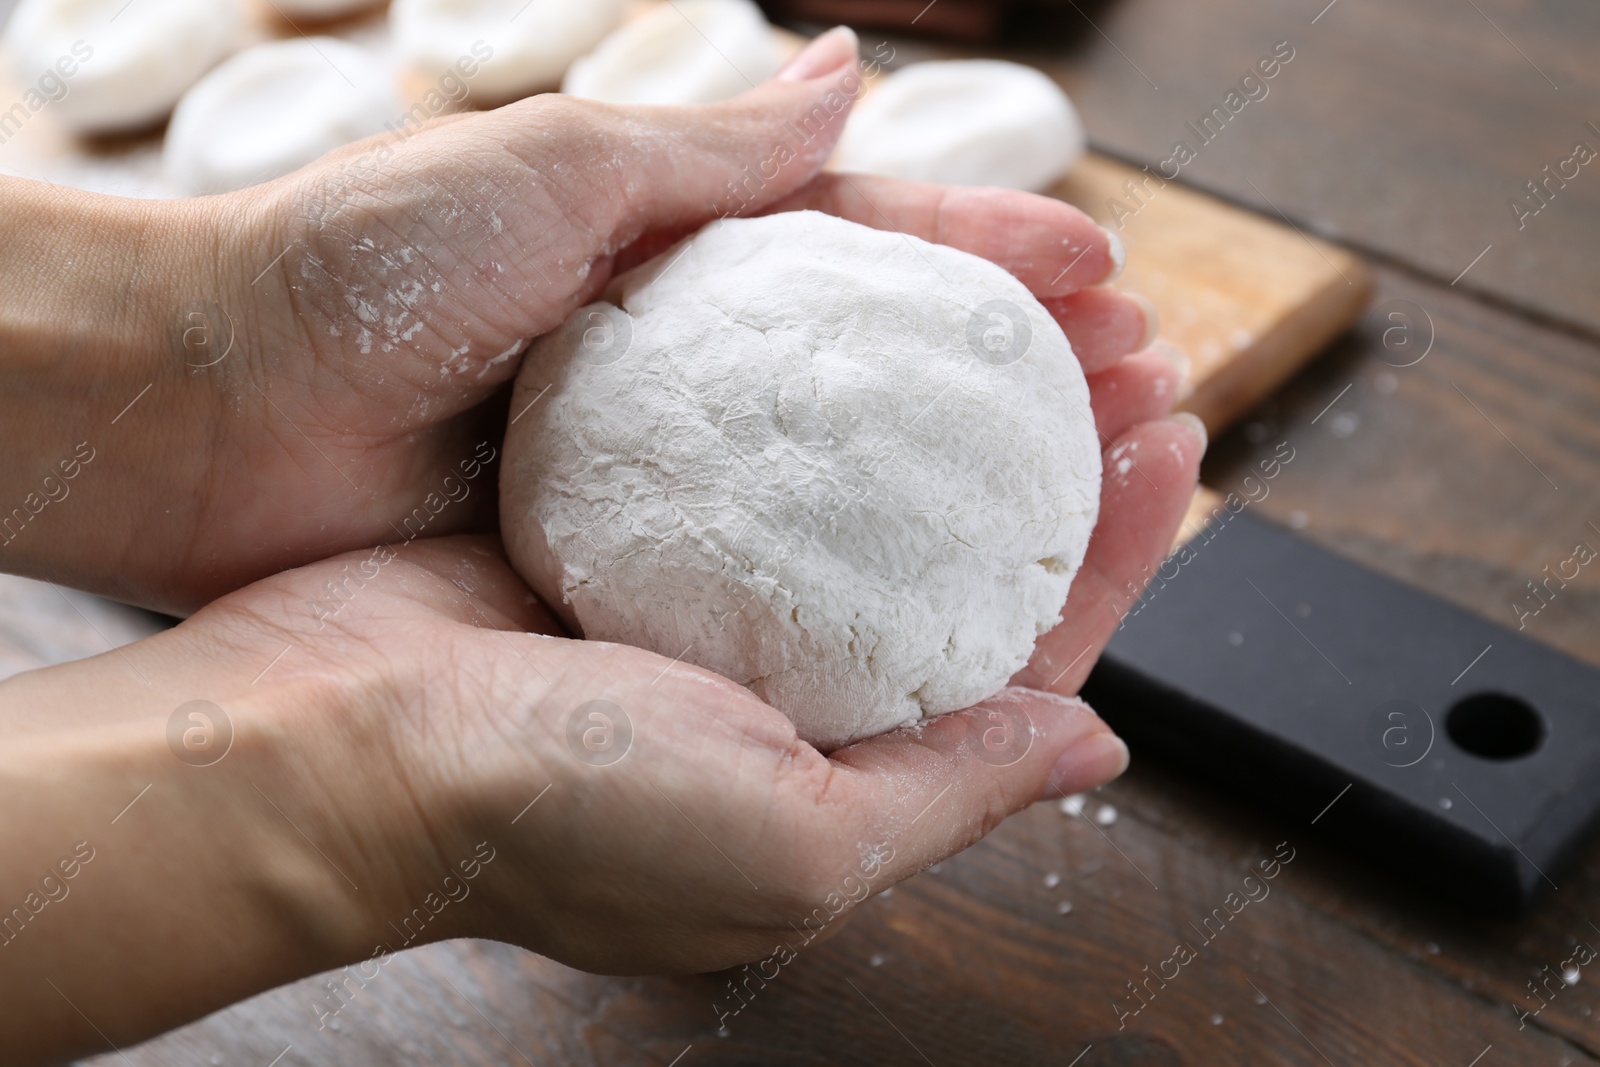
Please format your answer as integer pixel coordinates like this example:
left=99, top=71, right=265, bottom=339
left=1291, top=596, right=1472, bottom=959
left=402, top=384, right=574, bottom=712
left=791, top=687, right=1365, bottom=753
left=0, top=28, right=1160, bottom=614
left=0, top=32, right=1199, bottom=1061
left=1, top=384, right=1195, bottom=1059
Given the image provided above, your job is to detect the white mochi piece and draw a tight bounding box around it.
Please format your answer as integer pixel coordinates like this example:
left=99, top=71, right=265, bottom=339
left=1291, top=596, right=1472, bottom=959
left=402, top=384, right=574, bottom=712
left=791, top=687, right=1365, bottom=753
left=833, top=60, right=1086, bottom=192
left=391, top=0, right=628, bottom=102
left=164, top=38, right=404, bottom=195
left=503, top=211, right=1101, bottom=749
left=3, top=0, right=243, bottom=133
left=562, top=0, right=783, bottom=106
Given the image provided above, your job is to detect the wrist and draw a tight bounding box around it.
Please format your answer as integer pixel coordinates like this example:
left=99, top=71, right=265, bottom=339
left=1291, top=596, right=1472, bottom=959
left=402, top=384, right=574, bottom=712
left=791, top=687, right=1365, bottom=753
left=0, top=630, right=411, bottom=1060
left=0, top=687, right=348, bottom=1055
left=0, top=178, right=196, bottom=374
left=0, top=177, right=221, bottom=602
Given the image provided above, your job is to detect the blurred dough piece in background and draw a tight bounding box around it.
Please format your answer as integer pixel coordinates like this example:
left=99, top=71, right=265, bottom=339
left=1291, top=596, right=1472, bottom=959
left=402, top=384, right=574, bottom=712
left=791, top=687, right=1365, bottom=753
left=563, top=0, right=783, bottom=105
left=391, top=0, right=627, bottom=103
left=832, top=59, right=1085, bottom=191
left=165, top=37, right=404, bottom=195
left=3, top=0, right=243, bottom=134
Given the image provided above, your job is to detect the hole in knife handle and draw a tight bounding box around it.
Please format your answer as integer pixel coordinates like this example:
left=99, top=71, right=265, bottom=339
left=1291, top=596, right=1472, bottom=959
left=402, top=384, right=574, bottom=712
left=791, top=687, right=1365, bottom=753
left=1446, top=692, right=1545, bottom=761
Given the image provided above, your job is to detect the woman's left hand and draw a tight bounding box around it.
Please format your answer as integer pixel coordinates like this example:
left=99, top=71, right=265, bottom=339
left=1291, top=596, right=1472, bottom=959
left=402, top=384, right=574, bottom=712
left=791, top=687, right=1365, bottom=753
left=0, top=28, right=1170, bottom=614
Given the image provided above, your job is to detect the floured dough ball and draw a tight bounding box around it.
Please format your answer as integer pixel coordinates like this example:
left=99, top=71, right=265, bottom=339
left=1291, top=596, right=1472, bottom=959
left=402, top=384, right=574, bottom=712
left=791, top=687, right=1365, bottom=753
left=165, top=38, right=404, bottom=195
left=391, top=0, right=627, bottom=103
left=833, top=60, right=1086, bottom=192
left=563, top=0, right=783, bottom=105
left=503, top=211, right=1101, bottom=749
left=3, top=0, right=242, bottom=133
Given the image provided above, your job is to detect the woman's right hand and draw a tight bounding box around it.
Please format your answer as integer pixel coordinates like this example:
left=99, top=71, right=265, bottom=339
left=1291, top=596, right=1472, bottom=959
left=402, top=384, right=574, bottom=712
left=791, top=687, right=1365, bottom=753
left=0, top=400, right=1195, bottom=1060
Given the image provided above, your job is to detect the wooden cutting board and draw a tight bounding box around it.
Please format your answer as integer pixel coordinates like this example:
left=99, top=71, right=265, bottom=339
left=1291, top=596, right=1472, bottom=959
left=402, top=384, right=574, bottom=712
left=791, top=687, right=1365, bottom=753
left=1051, top=154, right=1370, bottom=434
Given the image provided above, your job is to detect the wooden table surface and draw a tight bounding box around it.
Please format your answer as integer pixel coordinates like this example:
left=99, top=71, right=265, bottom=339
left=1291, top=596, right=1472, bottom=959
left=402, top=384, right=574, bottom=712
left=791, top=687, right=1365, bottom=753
left=41, top=0, right=1600, bottom=1063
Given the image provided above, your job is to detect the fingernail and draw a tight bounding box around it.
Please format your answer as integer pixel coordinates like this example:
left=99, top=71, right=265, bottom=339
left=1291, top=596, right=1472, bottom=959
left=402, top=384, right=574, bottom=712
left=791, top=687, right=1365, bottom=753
left=1043, top=730, right=1129, bottom=800
left=1167, top=411, right=1209, bottom=454
left=778, top=26, right=859, bottom=82
left=1128, top=292, right=1161, bottom=352
left=1100, top=226, right=1126, bottom=283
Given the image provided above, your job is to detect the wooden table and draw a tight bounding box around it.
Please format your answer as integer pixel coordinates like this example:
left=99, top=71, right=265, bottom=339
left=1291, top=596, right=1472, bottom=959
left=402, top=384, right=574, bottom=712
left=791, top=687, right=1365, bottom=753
left=53, top=0, right=1600, bottom=1063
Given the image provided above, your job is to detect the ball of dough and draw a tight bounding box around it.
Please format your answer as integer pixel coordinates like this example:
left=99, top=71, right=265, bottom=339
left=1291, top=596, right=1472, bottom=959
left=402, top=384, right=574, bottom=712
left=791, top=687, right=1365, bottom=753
left=562, top=0, right=783, bottom=106
left=391, top=0, right=627, bottom=103
left=503, top=211, right=1101, bottom=749
left=833, top=60, right=1086, bottom=192
left=3, top=0, right=243, bottom=133
left=164, top=38, right=404, bottom=195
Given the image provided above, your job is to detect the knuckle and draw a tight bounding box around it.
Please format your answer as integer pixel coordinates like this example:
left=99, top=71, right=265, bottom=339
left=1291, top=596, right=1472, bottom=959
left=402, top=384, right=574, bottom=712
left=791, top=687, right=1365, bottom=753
left=972, top=776, right=1020, bottom=841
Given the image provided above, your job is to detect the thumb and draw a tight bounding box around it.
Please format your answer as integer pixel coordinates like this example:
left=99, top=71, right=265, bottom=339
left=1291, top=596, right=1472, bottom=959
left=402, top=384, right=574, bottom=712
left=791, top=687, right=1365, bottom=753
left=826, top=689, right=1129, bottom=884
left=241, top=28, right=862, bottom=419
left=573, top=25, right=863, bottom=247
